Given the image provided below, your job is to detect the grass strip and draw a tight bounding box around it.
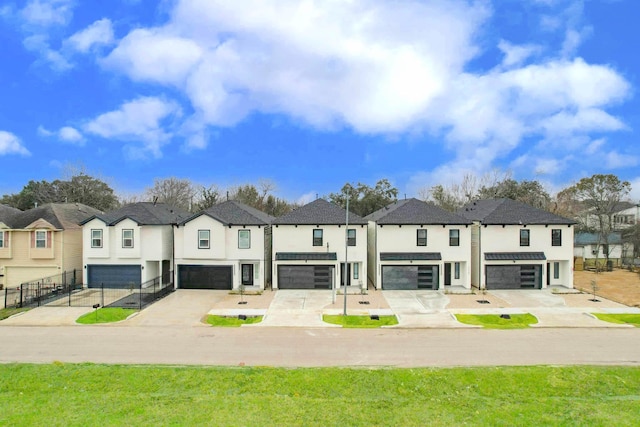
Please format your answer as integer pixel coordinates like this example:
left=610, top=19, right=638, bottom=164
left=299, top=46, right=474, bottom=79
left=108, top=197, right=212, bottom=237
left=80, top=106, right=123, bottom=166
left=323, top=314, right=398, bottom=328
left=76, top=308, right=137, bottom=324
left=593, top=313, right=640, bottom=327
left=0, top=364, right=639, bottom=426
left=455, top=313, right=538, bottom=329
left=0, top=307, right=30, bottom=320
left=205, top=315, right=263, bottom=326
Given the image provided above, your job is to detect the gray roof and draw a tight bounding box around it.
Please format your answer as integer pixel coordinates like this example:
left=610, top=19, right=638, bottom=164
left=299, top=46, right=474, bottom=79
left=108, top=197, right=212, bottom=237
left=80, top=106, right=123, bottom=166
left=365, top=198, right=472, bottom=225
left=272, top=198, right=367, bottom=225
left=485, top=252, right=547, bottom=261
left=81, top=202, right=189, bottom=226
left=275, top=252, right=338, bottom=261
left=458, top=199, right=576, bottom=225
left=0, top=204, right=21, bottom=225
left=2, top=203, right=101, bottom=230
left=182, top=200, right=274, bottom=226
left=380, top=252, right=442, bottom=261
left=574, top=232, right=623, bottom=246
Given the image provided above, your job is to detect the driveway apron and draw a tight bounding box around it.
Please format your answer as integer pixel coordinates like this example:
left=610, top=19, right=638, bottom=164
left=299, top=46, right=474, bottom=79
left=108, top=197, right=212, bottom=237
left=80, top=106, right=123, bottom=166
left=126, top=290, right=225, bottom=327
left=257, top=290, right=338, bottom=327
left=383, top=290, right=469, bottom=328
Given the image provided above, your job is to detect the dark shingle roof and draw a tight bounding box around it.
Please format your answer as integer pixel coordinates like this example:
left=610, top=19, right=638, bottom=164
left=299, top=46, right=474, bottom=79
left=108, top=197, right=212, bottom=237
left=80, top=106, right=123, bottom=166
left=365, top=198, right=472, bottom=225
left=0, top=204, right=21, bottom=225
left=183, top=200, right=274, bottom=226
left=81, top=202, right=190, bottom=226
left=574, top=232, right=623, bottom=246
left=3, top=203, right=101, bottom=229
left=272, top=198, right=367, bottom=225
left=458, top=199, right=576, bottom=225
left=485, top=252, right=546, bottom=261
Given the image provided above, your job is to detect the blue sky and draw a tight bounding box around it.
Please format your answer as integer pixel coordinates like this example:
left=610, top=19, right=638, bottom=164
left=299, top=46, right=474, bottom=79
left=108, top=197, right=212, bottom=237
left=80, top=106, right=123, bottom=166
left=1, top=0, right=638, bottom=204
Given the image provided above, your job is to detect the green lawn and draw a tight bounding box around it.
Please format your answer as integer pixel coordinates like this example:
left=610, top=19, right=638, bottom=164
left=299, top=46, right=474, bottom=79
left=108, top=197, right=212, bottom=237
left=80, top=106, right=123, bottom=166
left=205, top=315, right=263, bottom=326
left=76, top=308, right=137, bottom=324
left=0, top=307, right=30, bottom=320
left=0, top=364, right=639, bottom=426
left=593, top=313, right=640, bottom=327
left=455, top=313, right=538, bottom=329
left=323, top=314, right=399, bottom=328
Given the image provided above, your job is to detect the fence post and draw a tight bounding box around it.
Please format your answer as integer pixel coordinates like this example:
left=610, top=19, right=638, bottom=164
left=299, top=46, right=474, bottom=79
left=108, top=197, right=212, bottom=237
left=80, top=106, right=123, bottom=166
left=4, top=288, right=6, bottom=309
left=139, top=282, right=142, bottom=309
left=37, top=282, right=41, bottom=307
left=68, top=279, right=72, bottom=307
left=101, top=283, right=104, bottom=308
left=19, top=285, right=23, bottom=308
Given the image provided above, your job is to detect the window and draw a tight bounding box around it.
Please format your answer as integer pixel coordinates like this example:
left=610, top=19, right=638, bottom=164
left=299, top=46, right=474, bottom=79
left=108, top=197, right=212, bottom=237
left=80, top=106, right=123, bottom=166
left=551, top=229, right=562, bottom=246
left=553, top=262, right=560, bottom=279
left=0, top=231, right=4, bottom=248
left=602, top=244, right=609, bottom=255
left=449, top=229, right=459, bottom=246
left=454, top=262, right=460, bottom=280
left=353, top=263, right=359, bottom=280
left=313, top=229, right=323, bottom=246
left=347, top=229, right=356, bottom=246
left=417, top=229, right=427, bottom=246
left=91, top=229, right=103, bottom=248
left=520, top=229, right=530, bottom=246
left=35, top=230, right=47, bottom=248
left=241, top=264, right=253, bottom=285
left=238, top=230, right=251, bottom=249
left=122, top=229, right=134, bottom=248
left=198, top=230, right=210, bottom=249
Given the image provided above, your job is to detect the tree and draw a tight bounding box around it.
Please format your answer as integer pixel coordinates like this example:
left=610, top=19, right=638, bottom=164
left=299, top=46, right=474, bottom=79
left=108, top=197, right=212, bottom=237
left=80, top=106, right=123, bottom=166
left=145, top=177, right=197, bottom=211
left=329, top=179, right=398, bottom=217
left=194, top=185, right=221, bottom=211
left=227, top=180, right=294, bottom=217
left=478, top=179, right=551, bottom=209
left=568, top=174, right=632, bottom=267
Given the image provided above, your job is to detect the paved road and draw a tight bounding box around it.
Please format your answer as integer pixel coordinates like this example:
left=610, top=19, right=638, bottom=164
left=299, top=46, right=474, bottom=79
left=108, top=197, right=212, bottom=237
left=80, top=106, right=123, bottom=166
left=1, top=326, right=638, bottom=367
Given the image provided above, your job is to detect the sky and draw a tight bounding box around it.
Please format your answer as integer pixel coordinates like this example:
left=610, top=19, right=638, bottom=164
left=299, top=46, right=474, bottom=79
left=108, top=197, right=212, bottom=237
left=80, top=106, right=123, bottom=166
left=1, top=0, right=639, bottom=204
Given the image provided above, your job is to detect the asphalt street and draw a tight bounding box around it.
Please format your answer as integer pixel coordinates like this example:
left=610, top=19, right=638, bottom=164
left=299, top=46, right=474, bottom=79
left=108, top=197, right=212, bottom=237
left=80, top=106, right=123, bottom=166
left=1, top=326, right=638, bottom=367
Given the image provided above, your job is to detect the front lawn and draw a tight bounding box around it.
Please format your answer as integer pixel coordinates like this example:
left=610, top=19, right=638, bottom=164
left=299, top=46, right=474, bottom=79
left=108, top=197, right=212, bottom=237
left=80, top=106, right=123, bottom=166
left=0, top=307, right=30, bottom=321
left=205, top=315, right=263, bottom=326
left=76, top=308, right=137, bottom=324
left=0, top=364, right=638, bottom=426
left=593, top=313, right=640, bottom=327
left=455, top=313, right=538, bottom=329
left=323, top=314, right=398, bottom=328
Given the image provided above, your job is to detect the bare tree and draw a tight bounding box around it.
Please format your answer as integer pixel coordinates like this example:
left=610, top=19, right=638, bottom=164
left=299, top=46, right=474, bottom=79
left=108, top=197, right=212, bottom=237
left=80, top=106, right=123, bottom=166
left=145, top=177, right=197, bottom=211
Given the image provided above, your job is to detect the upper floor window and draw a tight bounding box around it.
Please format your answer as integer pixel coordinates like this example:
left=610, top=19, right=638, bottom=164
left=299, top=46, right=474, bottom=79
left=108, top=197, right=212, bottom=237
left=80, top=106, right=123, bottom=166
left=122, top=229, right=134, bottom=248
left=520, top=229, right=530, bottom=246
left=0, top=231, right=5, bottom=248
left=238, top=230, right=251, bottom=249
left=551, top=229, right=562, bottom=246
left=91, top=229, right=103, bottom=248
left=449, top=229, right=460, bottom=246
left=347, top=229, right=356, bottom=246
left=417, top=229, right=427, bottom=246
left=198, top=230, right=210, bottom=249
left=35, top=230, right=47, bottom=248
left=313, top=229, right=323, bottom=246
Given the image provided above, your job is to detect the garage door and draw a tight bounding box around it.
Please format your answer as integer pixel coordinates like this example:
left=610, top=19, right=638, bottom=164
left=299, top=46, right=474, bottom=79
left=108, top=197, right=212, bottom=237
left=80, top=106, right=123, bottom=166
left=485, top=265, right=542, bottom=289
left=178, top=265, right=232, bottom=290
left=87, top=265, right=141, bottom=288
left=278, top=265, right=332, bottom=289
left=382, top=265, right=439, bottom=290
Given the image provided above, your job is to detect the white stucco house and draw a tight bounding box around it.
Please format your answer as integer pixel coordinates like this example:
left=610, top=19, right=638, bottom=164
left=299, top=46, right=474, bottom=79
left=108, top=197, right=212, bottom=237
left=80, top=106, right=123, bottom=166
left=271, top=198, right=367, bottom=290
left=173, top=200, right=273, bottom=290
left=574, top=232, right=625, bottom=266
left=81, top=203, right=189, bottom=288
left=365, top=198, right=472, bottom=290
left=458, top=199, right=576, bottom=290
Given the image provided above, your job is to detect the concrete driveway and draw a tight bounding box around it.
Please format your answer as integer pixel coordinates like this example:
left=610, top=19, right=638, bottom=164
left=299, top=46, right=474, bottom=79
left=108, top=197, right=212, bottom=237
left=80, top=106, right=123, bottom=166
left=256, top=290, right=338, bottom=327
left=383, top=290, right=470, bottom=328
left=126, top=290, right=228, bottom=327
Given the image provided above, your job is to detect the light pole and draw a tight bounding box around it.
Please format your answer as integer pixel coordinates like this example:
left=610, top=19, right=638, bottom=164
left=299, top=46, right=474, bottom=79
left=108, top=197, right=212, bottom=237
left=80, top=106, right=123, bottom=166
left=343, top=195, right=349, bottom=316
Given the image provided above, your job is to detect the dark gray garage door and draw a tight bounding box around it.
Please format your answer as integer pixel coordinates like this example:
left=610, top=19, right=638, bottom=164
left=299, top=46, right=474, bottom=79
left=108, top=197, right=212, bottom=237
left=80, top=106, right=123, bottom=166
left=382, top=265, right=439, bottom=290
left=178, top=265, right=232, bottom=290
left=278, top=265, right=332, bottom=289
left=485, top=265, right=542, bottom=289
left=87, top=265, right=141, bottom=288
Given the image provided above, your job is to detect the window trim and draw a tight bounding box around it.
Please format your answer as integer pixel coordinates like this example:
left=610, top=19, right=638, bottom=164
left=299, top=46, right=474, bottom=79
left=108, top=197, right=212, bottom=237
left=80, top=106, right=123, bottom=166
left=454, top=262, right=460, bottom=280
left=449, top=229, right=460, bottom=247
left=520, top=229, right=530, bottom=247
left=417, top=229, right=427, bottom=246
left=347, top=229, right=356, bottom=246
left=238, top=229, right=251, bottom=249
left=0, top=230, right=4, bottom=248
left=551, top=229, right=562, bottom=246
left=122, top=229, right=134, bottom=249
left=35, top=230, right=47, bottom=248
left=91, top=229, right=103, bottom=248
left=553, top=262, right=560, bottom=279
left=198, top=229, right=210, bottom=249
left=353, top=262, right=359, bottom=280
left=313, top=229, right=323, bottom=246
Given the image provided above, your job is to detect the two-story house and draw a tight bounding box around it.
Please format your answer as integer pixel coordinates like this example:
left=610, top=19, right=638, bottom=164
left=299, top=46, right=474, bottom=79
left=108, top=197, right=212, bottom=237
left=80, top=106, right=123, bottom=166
left=0, top=203, right=100, bottom=289
left=173, top=200, right=274, bottom=290
left=81, top=203, right=189, bottom=288
left=366, top=198, right=472, bottom=290
left=458, top=199, right=576, bottom=290
left=271, top=199, right=367, bottom=290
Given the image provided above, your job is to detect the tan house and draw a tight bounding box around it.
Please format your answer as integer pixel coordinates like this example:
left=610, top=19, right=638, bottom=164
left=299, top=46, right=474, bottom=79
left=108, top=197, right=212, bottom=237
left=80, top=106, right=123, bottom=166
left=0, top=203, right=101, bottom=289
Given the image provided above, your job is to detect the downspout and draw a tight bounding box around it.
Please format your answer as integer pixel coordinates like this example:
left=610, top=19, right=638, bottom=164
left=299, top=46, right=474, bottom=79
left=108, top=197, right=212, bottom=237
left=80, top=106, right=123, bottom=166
left=172, top=223, right=177, bottom=290
left=478, top=223, right=482, bottom=291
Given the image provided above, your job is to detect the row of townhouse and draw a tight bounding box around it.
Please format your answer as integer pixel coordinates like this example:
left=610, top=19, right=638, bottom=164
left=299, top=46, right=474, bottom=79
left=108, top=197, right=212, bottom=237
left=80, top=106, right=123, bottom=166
left=80, top=197, right=576, bottom=292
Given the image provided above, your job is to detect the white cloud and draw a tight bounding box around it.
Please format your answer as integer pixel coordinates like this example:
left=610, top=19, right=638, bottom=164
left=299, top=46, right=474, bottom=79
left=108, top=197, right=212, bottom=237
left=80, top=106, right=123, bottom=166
left=605, top=152, right=639, bottom=169
left=0, top=131, right=31, bottom=156
left=297, top=191, right=317, bottom=205
left=628, top=177, right=640, bottom=202
left=66, top=18, right=114, bottom=53
left=84, top=97, right=182, bottom=158
left=20, top=0, right=73, bottom=28
left=584, top=138, right=606, bottom=155
left=58, top=126, right=84, bottom=144
left=498, top=40, right=540, bottom=68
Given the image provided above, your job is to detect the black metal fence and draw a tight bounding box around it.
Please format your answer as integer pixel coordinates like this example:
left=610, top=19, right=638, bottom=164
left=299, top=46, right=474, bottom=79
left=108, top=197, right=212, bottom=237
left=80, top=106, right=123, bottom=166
left=3, top=270, right=174, bottom=310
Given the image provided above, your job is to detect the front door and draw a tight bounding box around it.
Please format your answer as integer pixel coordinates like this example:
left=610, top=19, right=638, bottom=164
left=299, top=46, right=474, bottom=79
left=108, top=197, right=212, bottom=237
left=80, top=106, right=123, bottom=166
left=340, top=263, right=351, bottom=287
left=241, top=264, right=254, bottom=286
left=444, top=263, right=452, bottom=286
